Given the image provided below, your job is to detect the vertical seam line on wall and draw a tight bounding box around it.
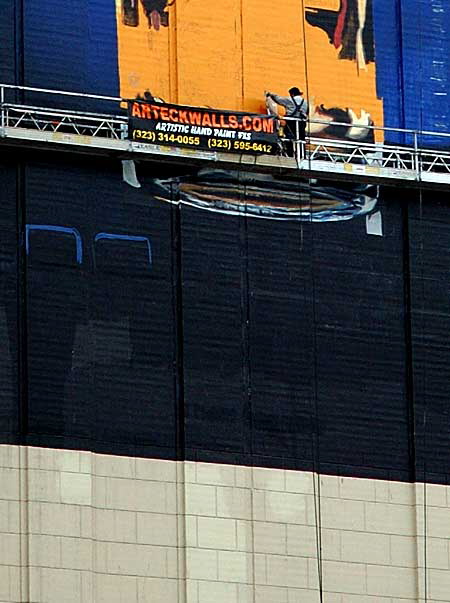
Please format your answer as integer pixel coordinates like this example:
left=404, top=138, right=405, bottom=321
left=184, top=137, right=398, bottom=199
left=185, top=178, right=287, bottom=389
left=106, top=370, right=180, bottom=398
left=238, top=159, right=252, bottom=461
left=419, top=188, right=428, bottom=603
left=18, top=447, right=30, bottom=603
left=171, top=182, right=185, bottom=462
left=170, top=178, right=189, bottom=603
left=16, top=161, right=28, bottom=445
left=415, top=1, right=424, bottom=157
left=169, top=0, right=179, bottom=103
left=16, top=159, right=31, bottom=603
left=309, top=188, right=324, bottom=603
left=239, top=0, right=245, bottom=108
left=300, top=1, right=323, bottom=598
left=402, top=197, right=417, bottom=483
left=237, top=157, right=256, bottom=603
left=299, top=0, right=312, bottom=173
left=396, top=0, right=406, bottom=135
left=403, top=191, right=424, bottom=601
left=14, top=0, right=25, bottom=89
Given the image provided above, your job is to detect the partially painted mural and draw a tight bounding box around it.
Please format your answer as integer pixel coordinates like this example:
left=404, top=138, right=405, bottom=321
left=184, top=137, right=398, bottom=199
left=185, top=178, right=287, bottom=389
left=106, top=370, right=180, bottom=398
left=305, top=0, right=375, bottom=69
left=116, top=0, right=383, bottom=135
left=14, top=0, right=448, bottom=139
left=121, top=0, right=173, bottom=30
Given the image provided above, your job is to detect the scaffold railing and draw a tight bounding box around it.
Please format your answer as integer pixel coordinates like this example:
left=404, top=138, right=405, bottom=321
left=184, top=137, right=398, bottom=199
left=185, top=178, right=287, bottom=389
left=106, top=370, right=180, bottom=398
left=1, top=83, right=450, bottom=188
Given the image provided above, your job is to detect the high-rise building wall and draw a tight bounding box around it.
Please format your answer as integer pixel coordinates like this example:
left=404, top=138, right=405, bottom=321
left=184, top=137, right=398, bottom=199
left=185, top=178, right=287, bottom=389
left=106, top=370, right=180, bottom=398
left=0, top=154, right=449, bottom=601
left=0, top=1, right=449, bottom=601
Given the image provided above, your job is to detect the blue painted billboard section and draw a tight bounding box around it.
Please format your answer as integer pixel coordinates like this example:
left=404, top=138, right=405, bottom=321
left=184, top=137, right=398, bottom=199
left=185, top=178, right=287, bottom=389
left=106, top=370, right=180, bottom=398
left=23, top=0, right=119, bottom=110
left=0, top=0, right=17, bottom=85
left=86, top=0, right=121, bottom=98
left=373, top=0, right=404, bottom=139
left=374, top=0, right=450, bottom=147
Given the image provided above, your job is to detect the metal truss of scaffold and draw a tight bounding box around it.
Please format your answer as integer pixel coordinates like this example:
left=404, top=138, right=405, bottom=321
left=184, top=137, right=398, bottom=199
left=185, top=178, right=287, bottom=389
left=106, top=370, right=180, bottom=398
left=1, top=84, right=450, bottom=189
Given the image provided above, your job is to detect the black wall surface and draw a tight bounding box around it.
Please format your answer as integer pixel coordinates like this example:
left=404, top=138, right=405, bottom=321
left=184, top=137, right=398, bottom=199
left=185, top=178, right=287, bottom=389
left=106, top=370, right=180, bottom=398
left=0, top=151, right=449, bottom=485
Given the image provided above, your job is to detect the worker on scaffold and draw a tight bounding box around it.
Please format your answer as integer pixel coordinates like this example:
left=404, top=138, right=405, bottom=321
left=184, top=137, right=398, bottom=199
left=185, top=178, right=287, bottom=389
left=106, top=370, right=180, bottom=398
left=266, top=87, right=309, bottom=157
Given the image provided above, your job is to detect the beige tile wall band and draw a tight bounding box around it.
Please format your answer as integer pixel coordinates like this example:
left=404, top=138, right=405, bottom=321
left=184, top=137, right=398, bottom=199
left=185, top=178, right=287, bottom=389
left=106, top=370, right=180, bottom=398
left=0, top=445, right=448, bottom=603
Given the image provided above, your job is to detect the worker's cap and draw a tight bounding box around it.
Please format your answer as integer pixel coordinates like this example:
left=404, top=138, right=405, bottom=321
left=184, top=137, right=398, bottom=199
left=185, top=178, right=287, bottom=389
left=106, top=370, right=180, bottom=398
left=289, top=87, right=302, bottom=97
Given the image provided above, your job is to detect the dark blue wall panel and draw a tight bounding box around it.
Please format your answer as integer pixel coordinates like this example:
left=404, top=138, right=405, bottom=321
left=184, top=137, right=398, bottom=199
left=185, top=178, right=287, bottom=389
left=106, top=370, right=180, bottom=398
left=23, top=159, right=177, bottom=458
left=0, top=0, right=17, bottom=85
left=312, top=199, right=409, bottom=480
left=409, top=192, right=450, bottom=484
left=23, top=0, right=119, bottom=110
left=182, top=208, right=248, bottom=457
left=0, top=158, right=18, bottom=439
left=181, top=185, right=412, bottom=480
left=247, top=219, right=315, bottom=466
left=2, top=150, right=450, bottom=484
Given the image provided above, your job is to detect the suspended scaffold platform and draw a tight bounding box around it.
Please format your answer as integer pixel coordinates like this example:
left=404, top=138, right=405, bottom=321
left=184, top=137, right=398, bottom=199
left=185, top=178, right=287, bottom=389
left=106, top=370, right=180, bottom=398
left=1, top=84, right=450, bottom=190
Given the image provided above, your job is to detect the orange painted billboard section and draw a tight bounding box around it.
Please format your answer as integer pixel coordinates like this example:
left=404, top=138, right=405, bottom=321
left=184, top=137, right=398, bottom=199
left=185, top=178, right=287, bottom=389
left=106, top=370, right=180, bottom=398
left=116, top=0, right=383, bottom=128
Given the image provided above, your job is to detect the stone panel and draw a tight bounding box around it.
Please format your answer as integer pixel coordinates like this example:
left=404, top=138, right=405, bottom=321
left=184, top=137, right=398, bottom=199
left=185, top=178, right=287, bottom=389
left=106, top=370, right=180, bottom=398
left=1, top=446, right=450, bottom=602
